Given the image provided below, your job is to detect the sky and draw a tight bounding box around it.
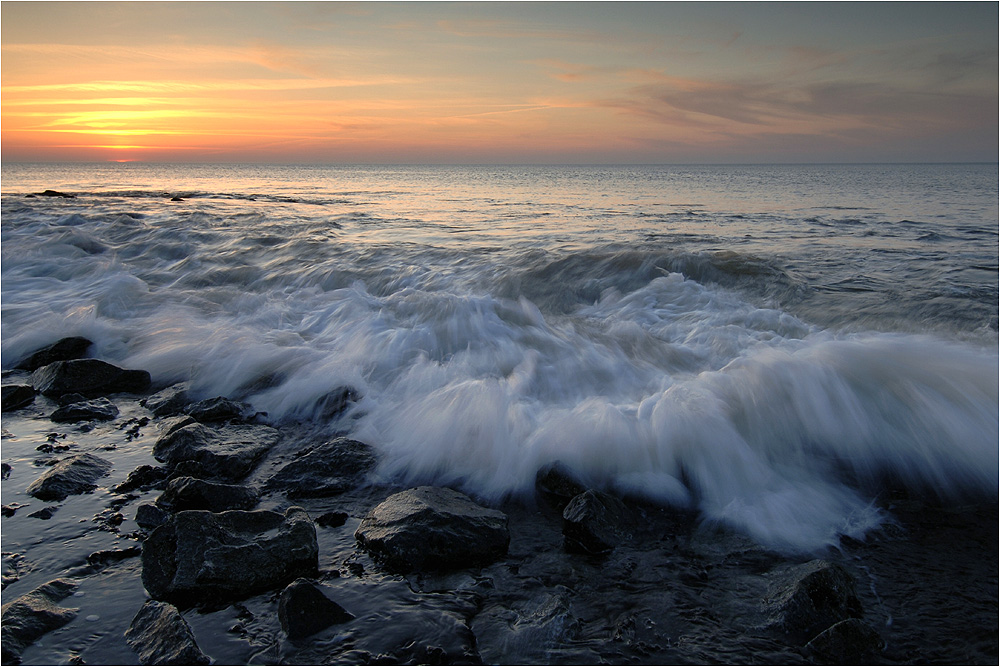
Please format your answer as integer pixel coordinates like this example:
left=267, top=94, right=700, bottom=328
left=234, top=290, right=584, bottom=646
left=1, top=1, right=997, bottom=164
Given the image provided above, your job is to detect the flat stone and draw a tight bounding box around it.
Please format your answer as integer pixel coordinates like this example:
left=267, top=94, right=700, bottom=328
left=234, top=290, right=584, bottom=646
left=26, top=453, right=113, bottom=501
left=278, top=578, right=354, bottom=640
left=50, top=397, right=119, bottom=423
left=1, top=385, right=35, bottom=411
left=15, top=337, right=93, bottom=372
left=31, top=359, right=150, bottom=398
left=0, top=579, right=78, bottom=664
left=152, top=422, right=279, bottom=481
left=124, top=600, right=210, bottom=665
left=266, top=438, right=376, bottom=498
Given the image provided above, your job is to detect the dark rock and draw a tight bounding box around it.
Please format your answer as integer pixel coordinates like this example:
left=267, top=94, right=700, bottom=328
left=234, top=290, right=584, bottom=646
left=135, top=503, right=171, bottom=530
left=156, top=477, right=258, bottom=513
left=0, top=579, right=78, bottom=664
left=266, top=437, right=376, bottom=498
left=140, top=384, right=191, bottom=418
left=27, top=507, right=58, bottom=520
left=315, top=512, right=349, bottom=528
left=87, top=546, right=142, bottom=569
left=140, top=507, right=318, bottom=605
left=186, top=396, right=251, bottom=423
left=36, top=189, right=75, bottom=198
left=124, top=600, right=210, bottom=665
left=355, top=486, right=509, bottom=572
left=15, top=337, right=93, bottom=371
left=56, top=392, right=88, bottom=406
left=1, top=385, right=35, bottom=411
left=278, top=578, right=354, bottom=639
left=761, top=560, right=864, bottom=645
left=2, top=503, right=27, bottom=518
left=1, top=463, right=11, bottom=480
left=152, top=421, right=280, bottom=481
left=26, top=453, right=113, bottom=501
left=170, top=196, right=184, bottom=202
left=113, top=465, right=169, bottom=494
left=50, top=398, right=119, bottom=423
left=316, top=386, right=359, bottom=420
left=31, top=359, right=151, bottom=398
left=535, top=461, right=587, bottom=509
left=562, top=490, right=637, bottom=555
left=805, top=617, right=885, bottom=663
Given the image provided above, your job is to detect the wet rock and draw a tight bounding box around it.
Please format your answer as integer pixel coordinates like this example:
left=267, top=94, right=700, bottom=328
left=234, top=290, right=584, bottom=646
left=535, top=461, right=587, bottom=509
left=112, top=465, right=169, bottom=494
left=27, top=507, right=58, bottom=520
left=186, top=396, right=251, bottom=423
left=2, top=504, right=27, bottom=518
left=135, top=503, right=170, bottom=530
left=266, top=437, right=376, bottom=498
left=36, top=189, right=75, bottom=198
left=156, top=476, right=258, bottom=513
left=315, top=511, right=349, bottom=528
left=805, top=617, right=885, bottom=663
left=14, top=337, right=93, bottom=371
left=1, top=463, right=11, bottom=480
left=140, top=384, right=191, bottom=418
left=140, top=507, right=318, bottom=605
left=355, top=486, right=509, bottom=572
left=0, top=579, right=78, bottom=664
left=562, top=490, right=637, bottom=555
left=26, top=453, right=113, bottom=501
left=31, top=359, right=151, bottom=398
left=124, top=600, right=210, bottom=665
left=87, top=546, right=142, bottom=569
left=152, top=421, right=280, bottom=481
left=761, top=560, right=864, bottom=645
left=170, top=196, right=184, bottom=202
left=278, top=578, right=354, bottom=639
left=316, top=386, right=359, bottom=420
left=50, top=397, right=119, bottom=423
left=1, top=553, right=29, bottom=591
left=1, top=385, right=35, bottom=411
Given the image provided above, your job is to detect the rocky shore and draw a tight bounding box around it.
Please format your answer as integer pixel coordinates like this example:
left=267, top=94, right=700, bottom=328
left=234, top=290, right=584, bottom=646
left=1, top=338, right=996, bottom=665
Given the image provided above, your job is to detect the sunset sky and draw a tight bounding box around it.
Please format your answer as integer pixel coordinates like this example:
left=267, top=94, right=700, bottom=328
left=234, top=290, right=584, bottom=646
left=2, top=1, right=997, bottom=164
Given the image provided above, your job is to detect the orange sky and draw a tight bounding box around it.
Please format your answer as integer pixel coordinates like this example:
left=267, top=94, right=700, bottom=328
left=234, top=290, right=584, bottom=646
left=2, top=2, right=997, bottom=163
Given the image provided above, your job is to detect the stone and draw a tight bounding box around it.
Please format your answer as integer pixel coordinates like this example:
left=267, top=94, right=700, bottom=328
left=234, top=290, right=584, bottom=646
left=805, top=617, right=885, bottom=662
left=15, top=337, right=93, bottom=372
left=112, top=465, right=169, bottom=494
left=31, top=359, right=151, bottom=398
left=266, top=437, right=376, bottom=498
left=355, top=486, right=509, bottom=572
left=124, top=600, right=210, bottom=665
left=140, top=507, right=318, bottom=605
left=27, top=507, right=58, bottom=520
left=562, top=490, right=636, bottom=555
left=316, top=386, right=360, bottom=420
left=152, top=421, right=280, bottom=481
left=761, top=560, right=864, bottom=645
left=1, top=579, right=78, bottom=664
left=186, top=396, right=251, bottom=423
left=50, top=397, right=119, bottom=423
left=315, top=512, right=349, bottom=528
left=156, top=477, right=259, bottom=513
left=1, top=385, right=35, bottom=411
left=36, top=189, right=75, bottom=198
left=278, top=578, right=354, bottom=640
left=26, top=453, right=113, bottom=501
left=135, top=503, right=171, bottom=530
left=87, top=546, right=142, bottom=569
left=140, top=384, right=191, bottom=418
left=535, top=461, right=587, bottom=509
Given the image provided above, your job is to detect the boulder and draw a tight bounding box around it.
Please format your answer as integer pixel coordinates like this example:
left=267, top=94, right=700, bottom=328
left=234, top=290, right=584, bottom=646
left=266, top=438, right=376, bottom=498
left=1, top=385, right=35, bottom=411
left=278, top=578, right=354, bottom=640
left=535, top=461, right=587, bottom=509
left=186, top=396, right=251, bottom=423
left=26, top=453, right=113, bottom=501
left=805, top=617, right=885, bottom=662
left=141, top=507, right=318, bottom=605
left=562, top=490, right=636, bottom=555
left=761, top=560, right=864, bottom=645
left=50, top=397, right=119, bottom=423
left=152, top=421, right=279, bottom=481
left=15, top=337, right=93, bottom=371
left=316, top=386, right=359, bottom=420
left=124, top=600, right=210, bottom=665
left=31, top=359, right=150, bottom=398
left=140, top=384, right=191, bottom=418
left=112, top=465, right=169, bottom=494
left=355, top=486, right=509, bottom=572
left=156, top=477, right=258, bottom=513
left=135, top=503, right=171, bottom=530
left=0, top=579, right=78, bottom=664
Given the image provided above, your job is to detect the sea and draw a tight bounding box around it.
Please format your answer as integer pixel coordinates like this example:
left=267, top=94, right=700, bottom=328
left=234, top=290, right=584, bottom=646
left=2, top=162, right=997, bottom=554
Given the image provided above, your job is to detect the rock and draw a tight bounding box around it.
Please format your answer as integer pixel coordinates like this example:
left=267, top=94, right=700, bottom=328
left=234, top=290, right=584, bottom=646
left=31, top=359, right=151, bottom=398
left=152, top=421, right=280, bottom=481
left=26, top=453, right=113, bottom=501
left=124, top=600, right=210, bottom=665
left=112, top=465, right=169, bottom=494
left=535, top=461, right=587, bottom=509
left=562, top=490, right=636, bottom=555
left=186, top=396, right=251, bottom=423
left=15, top=337, right=93, bottom=371
left=140, top=384, right=191, bottom=418
left=266, top=437, right=376, bottom=498
left=316, top=386, right=359, bottom=420
left=1, top=463, right=11, bottom=480
left=0, top=579, right=78, bottom=664
left=135, top=503, right=171, bottom=530
left=761, top=560, right=864, bottom=645
left=355, top=486, right=509, bottom=572
left=36, top=189, right=75, bottom=198
left=140, top=507, right=318, bottom=605
left=277, top=578, right=354, bottom=639
left=156, top=477, right=258, bottom=513
left=805, top=617, right=885, bottom=662
left=170, top=196, right=184, bottom=202
left=315, top=511, right=349, bottom=528
left=50, top=397, right=119, bottom=423
left=87, top=546, right=142, bottom=569
left=1, top=385, right=35, bottom=411
left=2, top=504, right=27, bottom=518
left=27, top=507, right=58, bottom=520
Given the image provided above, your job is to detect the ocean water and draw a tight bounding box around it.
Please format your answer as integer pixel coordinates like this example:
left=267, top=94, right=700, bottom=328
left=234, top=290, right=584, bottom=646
left=2, top=162, right=997, bottom=553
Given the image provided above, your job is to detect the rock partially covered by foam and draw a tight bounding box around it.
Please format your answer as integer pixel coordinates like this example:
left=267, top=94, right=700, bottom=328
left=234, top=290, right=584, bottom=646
left=355, top=486, right=509, bottom=572
left=31, top=359, right=150, bottom=398
left=141, top=507, right=318, bottom=606
left=124, top=600, right=210, bottom=665
left=15, top=337, right=93, bottom=372
left=266, top=437, right=376, bottom=498
left=26, top=453, right=113, bottom=501
left=562, top=489, right=637, bottom=555
left=0, top=579, right=78, bottom=664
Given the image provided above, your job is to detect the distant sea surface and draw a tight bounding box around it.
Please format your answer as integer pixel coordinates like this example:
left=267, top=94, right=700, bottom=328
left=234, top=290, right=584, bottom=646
left=2, top=162, right=997, bottom=552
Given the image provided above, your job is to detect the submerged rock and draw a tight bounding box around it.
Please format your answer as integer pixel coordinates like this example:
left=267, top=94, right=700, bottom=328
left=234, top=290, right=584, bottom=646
left=156, top=476, right=259, bottom=513
left=36, top=189, right=75, bottom=198
left=141, top=507, right=318, bottom=605
left=562, top=490, right=637, bottom=555
left=124, top=600, right=210, bottom=665
left=0, top=579, right=78, bottom=664
left=355, top=486, right=509, bottom=572
left=14, top=337, right=93, bottom=372
left=761, top=560, right=864, bottom=645
left=49, top=397, right=119, bottom=423
left=152, top=421, right=279, bottom=481
left=1, top=385, right=35, bottom=412
left=278, top=578, right=354, bottom=640
left=25, top=453, right=113, bottom=501
left=805, top=617, right=885, bottom=663
left=266, top=437, right=376, bottom=498
left=31, top=359, right=150, bottom=398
